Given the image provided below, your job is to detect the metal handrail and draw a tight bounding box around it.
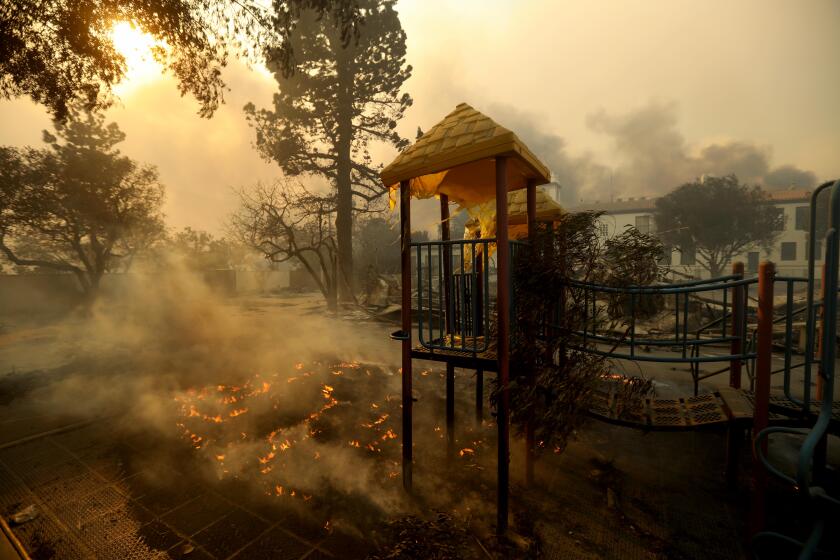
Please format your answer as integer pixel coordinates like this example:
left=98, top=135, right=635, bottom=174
left=752, top=179, right=840, bottom=559
left=413, top=238, right=494, bottom=355
left=563, top=274, right=757, bottom=366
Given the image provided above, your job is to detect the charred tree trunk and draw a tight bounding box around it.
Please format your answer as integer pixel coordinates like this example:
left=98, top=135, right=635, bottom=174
left=335, top=43, right=355, bottom=302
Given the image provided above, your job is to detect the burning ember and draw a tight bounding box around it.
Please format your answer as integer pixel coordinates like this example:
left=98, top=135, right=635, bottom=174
left=173, top=360, right=410, bottom=504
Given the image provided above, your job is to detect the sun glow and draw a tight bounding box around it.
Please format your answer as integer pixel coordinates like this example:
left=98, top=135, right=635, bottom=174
left=110, top=21, right=164, bottom=92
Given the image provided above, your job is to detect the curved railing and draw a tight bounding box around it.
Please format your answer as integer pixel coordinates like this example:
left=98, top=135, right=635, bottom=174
left=561, top=274, right=757, bottom=368
left=752, top=180, right=840, bottom=559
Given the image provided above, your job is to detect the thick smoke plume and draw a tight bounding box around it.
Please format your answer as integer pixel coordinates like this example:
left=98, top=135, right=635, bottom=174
left=490, top=101, right=817, bottom=204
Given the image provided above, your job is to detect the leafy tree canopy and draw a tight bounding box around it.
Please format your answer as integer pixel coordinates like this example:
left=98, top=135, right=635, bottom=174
left=654, top=175, right=783, bottom=277
left=0, top=106, right=165, bottom=296
left=0, top=0, right=363, bottom=119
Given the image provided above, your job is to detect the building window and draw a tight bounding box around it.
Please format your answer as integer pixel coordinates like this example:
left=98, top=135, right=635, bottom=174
left=772, top=207, right=786, bottom=231
left=635, top=215, right=653, bottom=235
left=598, top=223, right=609, bottom=238
left=780, top=242, right=797, bottom=261
left=680, top=247, right=696, bottom=266
left=795, top=206, right=809, bottom=231
left=747, top=252, right=759, bottom=273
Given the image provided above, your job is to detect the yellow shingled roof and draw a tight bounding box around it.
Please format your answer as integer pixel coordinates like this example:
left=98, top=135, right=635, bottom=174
left=380, top=103, right=551, bottom=206
left=506, top=188, right=565, bottom=225
left=464, top=187, right=565, bottom=238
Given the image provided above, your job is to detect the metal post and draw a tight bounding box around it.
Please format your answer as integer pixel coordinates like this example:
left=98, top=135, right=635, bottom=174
left=441, top=195, right=453, bottom=337
left=495, top=157, right=511, bottom=534
left=816, top=264, right=826, bottom=402
left=813, top=262, right=829, bottom=481
left=440, top=195, right=456, bottom=462
left=475, top=369, right=484, bottom=422
left=446, top=363, right=455, bottom=461
left=750, top=260, right=774, bottom=535
left=525, top=178, right=537, bottom=487
left=400, top=180, right=413, bottom=491
left=726, top=262, right=745, bottom=491
left=730, top=261, right=744, bottom=389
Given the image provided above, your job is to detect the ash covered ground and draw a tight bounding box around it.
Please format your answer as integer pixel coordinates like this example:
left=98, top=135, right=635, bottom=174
left=0, top=282, right=761, bottom=559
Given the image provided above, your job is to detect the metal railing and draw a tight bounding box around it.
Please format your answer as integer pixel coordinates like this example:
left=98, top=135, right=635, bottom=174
left=753, top=179, right=840, bottom=559
left=413, top=238, right=493, bottom=355
left=561, top=275, right=757, bottom=370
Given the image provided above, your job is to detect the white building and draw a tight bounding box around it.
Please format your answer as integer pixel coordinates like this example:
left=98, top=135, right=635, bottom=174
left=574, top=188, right=816, bottom=279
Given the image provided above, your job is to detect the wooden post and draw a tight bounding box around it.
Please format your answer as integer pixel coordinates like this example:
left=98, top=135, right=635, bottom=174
left=525, top=178, right=537, bottom=487
left=495, top=157, right=511, bottom=534
left=750, top=260, right=774, bottom=535
left=400, top=180, right=413, bottom=491
left=730, top=261, right=745, bottom=389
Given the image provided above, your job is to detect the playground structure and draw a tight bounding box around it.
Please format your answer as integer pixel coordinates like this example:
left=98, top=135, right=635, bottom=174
left=381, top=103, right=838, bottom=555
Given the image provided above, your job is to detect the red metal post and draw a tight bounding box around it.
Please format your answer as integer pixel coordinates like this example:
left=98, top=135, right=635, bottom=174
left=400, top=180, right=413, bottom=491
left=475, top=249, right=485, bottom=423
left=730, top=261, right=745, bottom=389
left=441, top=195, right=456, bottom=461
left=441, top=195, right=453, bottom=336
left=495, top=157, right=511, bottom=534
left=525, top=178, right=537, bottom=487
left=750, top=260, right=774, bottom=535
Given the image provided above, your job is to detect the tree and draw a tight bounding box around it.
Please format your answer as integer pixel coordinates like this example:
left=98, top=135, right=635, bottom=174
left=493, top=213, right=662, bottom=454
left=1, top=0, right=363, bottom=119
left=0, top=107, right=165, bottom=298
left=244, top=0, right=412, bottom=300
left=167, top=227, right=249, bottom=270
left=654, top=175, right=784, bottom=277
left=233, top=180, right=340, bottom=310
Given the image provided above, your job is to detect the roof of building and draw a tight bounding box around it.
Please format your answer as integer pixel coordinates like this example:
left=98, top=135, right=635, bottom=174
left=380, top=103, right=551, bottom=207
left=574, top=187, right=813, bottom=215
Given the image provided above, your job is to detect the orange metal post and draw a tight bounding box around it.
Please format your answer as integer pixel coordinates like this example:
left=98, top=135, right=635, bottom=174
left=400, top=180, right=413, bottom=491
left=525, top=178, right=537, bottom=487
left=495, top=157, right=511, bottom=534
left=750, top=260, right=774, bottom=535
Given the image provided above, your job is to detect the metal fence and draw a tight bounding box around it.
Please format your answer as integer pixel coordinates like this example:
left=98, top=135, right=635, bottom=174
left=413, top=238, right=493, bottom=355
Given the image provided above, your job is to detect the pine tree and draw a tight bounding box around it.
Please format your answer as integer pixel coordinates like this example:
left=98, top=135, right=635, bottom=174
left=244, top=0, right=412, bottom=299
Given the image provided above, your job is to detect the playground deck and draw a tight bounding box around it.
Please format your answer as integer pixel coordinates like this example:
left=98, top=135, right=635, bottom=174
left=590, top=384, right=840, bottom=430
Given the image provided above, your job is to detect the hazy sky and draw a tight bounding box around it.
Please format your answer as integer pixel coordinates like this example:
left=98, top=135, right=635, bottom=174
left=1, top=0, right=838, bottom=233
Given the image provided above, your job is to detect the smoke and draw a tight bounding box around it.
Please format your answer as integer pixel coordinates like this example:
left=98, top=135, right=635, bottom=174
left=488, top=103, right=612, bottom=205
left=490, top=101, right=817, bottom=203
left=2, top=258, right=499, bottom=533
